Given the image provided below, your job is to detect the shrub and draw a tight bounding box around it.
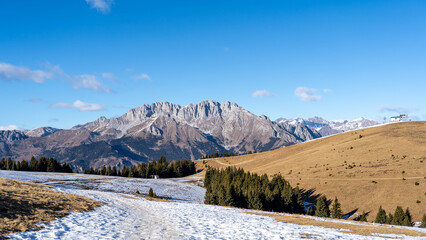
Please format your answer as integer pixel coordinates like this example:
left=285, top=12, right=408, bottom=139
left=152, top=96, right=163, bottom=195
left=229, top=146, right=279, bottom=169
left=148, top=188, right=155, bottom=198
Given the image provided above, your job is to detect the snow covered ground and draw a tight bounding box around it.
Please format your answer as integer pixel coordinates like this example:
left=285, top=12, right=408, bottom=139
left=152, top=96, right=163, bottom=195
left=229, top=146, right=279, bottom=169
left=1, top=170, right=425, bottom=240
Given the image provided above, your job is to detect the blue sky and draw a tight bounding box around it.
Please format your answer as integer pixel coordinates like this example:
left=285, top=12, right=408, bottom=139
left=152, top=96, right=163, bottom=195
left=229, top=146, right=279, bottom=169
left=1, top=0, right=425, bottom=130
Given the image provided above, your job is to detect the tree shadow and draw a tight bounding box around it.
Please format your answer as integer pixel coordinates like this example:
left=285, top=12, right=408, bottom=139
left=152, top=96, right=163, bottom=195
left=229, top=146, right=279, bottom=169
left=300, top=188, right=321, bottom=204
left=353, top=211, right=371, bottom=221
left=0, top=194, right=32, bottom=221
left=343, top=208, right=359, bottom=220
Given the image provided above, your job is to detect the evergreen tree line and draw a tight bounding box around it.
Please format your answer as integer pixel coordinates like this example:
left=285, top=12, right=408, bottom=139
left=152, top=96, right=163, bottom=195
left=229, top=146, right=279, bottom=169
left=200, top=152, right=237, bottom=159
left=83, top=156, right=196, bottom=178
left=374, top=205, right=424, bottom=227
left=0, top=156, right=72, bottom=173
left=204, top=167, right=304, bottom=213
left=200, top=150, right=259, bottom=160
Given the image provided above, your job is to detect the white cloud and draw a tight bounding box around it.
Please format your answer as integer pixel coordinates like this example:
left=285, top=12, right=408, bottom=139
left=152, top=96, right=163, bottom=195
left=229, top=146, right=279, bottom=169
left=49, top=64, right=112, bottom=93
left=102, top=72, right=118, bottom=82
left=0, top=125, right=20, bottom=131
left=323, top=88, right=332, bottom=93
left=86, top=0, right=113, bottom=14
left=51, top=100, right=106, bottom=111
left=72, top=74, right=111, bottom=93
left=27, top=97, right=42, bottom=103
left=1, top=62, right=113, bottom=93
left=379, top=106, right=417, bottom=113
left=134, top=73, right=152, bottom=81
left=294, top=87, right=322, bottom=102
left=252, top=90, right=274, bottom=98
left=44, top=62, right=66, bottom=76
left=0, top=62, right=54, bottom=83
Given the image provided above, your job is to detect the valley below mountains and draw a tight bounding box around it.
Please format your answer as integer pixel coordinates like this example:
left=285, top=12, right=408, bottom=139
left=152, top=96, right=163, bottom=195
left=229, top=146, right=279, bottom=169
left=0, top=100, right=378, bottom=170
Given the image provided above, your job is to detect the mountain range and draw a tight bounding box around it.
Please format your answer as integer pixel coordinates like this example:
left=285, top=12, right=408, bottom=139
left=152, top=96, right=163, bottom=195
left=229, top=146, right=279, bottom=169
left=0, top=100, right=378, bottom=170
left=276, top=116, right=379, bottom=136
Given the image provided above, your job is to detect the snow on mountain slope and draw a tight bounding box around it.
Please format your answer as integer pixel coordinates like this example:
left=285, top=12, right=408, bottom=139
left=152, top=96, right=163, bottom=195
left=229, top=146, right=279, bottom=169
left=2, top=171, right=425, bottom=240
left=277, top=116, right=379, bottom=136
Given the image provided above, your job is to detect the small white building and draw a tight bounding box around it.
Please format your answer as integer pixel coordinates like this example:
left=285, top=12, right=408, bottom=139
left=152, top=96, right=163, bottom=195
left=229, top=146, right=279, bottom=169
left=390, top=114, right=408, bottom=122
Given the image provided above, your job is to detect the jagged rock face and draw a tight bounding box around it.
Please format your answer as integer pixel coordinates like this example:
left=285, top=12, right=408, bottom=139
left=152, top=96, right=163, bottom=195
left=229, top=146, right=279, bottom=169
left=0, top=130, right=28, bottom=143
left=277, top=116, right=379, bottom=136
left=25, top=127, right=59, bottom=138
left=79, top=100, right=320, bottom=151
left=0, top=101, right=320, bottom=170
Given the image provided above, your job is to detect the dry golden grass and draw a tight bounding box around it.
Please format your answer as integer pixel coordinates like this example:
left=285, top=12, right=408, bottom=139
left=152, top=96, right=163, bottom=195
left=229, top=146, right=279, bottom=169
left=197, top=122, right=426, bottom=221
left=142, top=196, right=174, bottom=202
left=248, top=212, right=426, bottom=238
left=0, top=178, right=102, bottom=237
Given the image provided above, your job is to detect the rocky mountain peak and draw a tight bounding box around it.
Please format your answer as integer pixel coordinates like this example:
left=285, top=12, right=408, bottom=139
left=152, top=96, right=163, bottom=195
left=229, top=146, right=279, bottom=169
left=25, top=127, right=60, bottom=138
left=1, top=100, right=322, bottom=170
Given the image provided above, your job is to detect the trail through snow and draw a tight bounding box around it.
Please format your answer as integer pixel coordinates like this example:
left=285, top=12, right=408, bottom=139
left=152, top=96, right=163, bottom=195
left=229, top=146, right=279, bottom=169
left=1, top=170, right=425, bottom=240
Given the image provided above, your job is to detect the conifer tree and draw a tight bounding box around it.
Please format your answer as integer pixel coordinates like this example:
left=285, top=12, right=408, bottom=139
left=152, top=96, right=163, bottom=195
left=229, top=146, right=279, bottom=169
left=359, top=211, right=368, bottom=222
left=6, top=157, right=13, bottom=170
left=29, top=156, right=37, bottom=171
left=391, top=206, right=406, bottom=225
left=248, top=187, right=263, bottom=210
left=306, top=207, right=315, bottom=216
left=19, top=160, right=29, bottom=171
left=331, top=197, right=343, bottom=219
left=12, top=161, right=18, bottom=171
left=293, top=187, right=305, bottom=214
left=421, top=214, right=426, bottom=228
left=225, top=185, right=236, bottom=207
left=402, top=216, right=412, bottom=226
left=387, top=213, right=393, bottom=224
left=375, top=206, right=387, bottom=224
left=404, top=208, right=413, bottom=226
left=315, top=196, right=330, bottom=218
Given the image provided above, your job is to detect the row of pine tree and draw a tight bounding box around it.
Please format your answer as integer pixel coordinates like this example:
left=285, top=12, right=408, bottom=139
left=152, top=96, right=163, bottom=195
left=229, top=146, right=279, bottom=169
left=375, top=205, right=417, bottom=226
left=203, top=167, right=426, bottom=228
left=204, top=167, right=304, bottom=213
left=0, top=156, right=73, bottom=173
left=83, top=156, right=196, bottom=178
left=200, top=151, right=259, bottom=160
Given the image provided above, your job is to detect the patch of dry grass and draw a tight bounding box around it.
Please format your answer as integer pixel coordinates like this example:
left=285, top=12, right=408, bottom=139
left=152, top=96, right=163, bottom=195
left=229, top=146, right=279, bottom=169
left=120, top=193, right=174, bottom=202
left=248, top=212, right=426, bottom=238
left=142, top=196, right=174, bottom=202
left=0, top=178, right=102, bottom=237
left=197, top=122, right=426, bottom=221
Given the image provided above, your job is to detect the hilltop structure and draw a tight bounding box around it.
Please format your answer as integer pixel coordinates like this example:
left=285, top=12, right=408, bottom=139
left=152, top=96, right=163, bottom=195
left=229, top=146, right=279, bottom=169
left=390, top=114, right=408, bottom=122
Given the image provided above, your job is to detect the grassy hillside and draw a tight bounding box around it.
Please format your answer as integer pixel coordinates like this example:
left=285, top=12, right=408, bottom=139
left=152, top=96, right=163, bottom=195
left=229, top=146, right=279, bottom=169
left=197, top=121, right=426, bottom=222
